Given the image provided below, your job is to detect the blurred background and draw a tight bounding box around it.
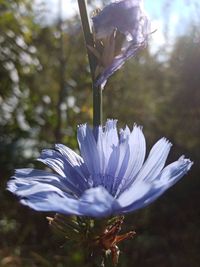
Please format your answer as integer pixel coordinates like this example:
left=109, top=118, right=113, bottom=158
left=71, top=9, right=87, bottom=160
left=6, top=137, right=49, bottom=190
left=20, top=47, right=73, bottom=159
left=0, top=0, right=200, bottom=266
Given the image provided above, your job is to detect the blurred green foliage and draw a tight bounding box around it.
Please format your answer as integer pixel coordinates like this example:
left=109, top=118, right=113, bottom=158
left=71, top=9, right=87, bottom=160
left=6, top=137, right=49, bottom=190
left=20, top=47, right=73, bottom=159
left=0, top=0, right=200, bottom=266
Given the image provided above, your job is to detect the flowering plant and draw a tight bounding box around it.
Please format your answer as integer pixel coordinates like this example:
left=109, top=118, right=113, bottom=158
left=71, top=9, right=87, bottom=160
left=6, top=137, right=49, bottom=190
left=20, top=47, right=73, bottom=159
left=7, top=0, right=193, bottom=266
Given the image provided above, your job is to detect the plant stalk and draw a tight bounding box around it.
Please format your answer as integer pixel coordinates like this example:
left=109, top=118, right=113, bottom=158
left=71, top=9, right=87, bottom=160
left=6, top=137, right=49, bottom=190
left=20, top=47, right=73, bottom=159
left=77, top=0, right=102, bottom=126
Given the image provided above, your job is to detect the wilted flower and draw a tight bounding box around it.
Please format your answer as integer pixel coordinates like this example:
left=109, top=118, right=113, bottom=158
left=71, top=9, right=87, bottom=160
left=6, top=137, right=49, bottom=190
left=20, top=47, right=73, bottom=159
left=7, top=120, right=192, bottom=218
left=92, top=0, right=150, bottom=88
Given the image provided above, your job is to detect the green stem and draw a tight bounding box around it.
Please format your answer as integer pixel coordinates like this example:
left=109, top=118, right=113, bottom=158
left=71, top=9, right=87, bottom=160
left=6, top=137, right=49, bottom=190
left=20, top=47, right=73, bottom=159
left=93, top=85, right=102, bottom=127
left=77, top=0, right=102, bottom=126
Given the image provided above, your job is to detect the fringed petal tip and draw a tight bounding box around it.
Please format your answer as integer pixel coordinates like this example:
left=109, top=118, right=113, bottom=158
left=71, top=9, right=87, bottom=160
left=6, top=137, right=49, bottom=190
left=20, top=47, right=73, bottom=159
left=77, top=123, right=87, bottom=129
left=178, top=155, right=193, bottom=170
left=7, top=180, right=17, bottom=194
left=105, top=118, right=118, bottom=128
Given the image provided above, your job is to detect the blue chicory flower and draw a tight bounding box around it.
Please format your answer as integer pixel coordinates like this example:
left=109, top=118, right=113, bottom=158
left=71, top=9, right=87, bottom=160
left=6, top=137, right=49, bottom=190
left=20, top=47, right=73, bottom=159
left=7, top=120, right=192, bottom=218
left=92, top=0, right=150, bottom=88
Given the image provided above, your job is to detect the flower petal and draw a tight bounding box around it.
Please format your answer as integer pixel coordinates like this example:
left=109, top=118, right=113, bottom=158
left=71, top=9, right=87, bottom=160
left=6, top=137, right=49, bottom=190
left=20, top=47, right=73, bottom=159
left=19, top=186, right=117, bottom=218
left=20, top=192, right=83, bottom=216
left=54, top=144, right=89, bottom=183
left=95, top=43, right=145, bottom=87
left=95, top=120, right=118, bottom=176
left=7, top=168, right=82, bottom=197
left=133, top=138, right=172, bottom=183
left=55, top=144, right=89, bottom=183
left=37, top=149, right=66, bottom=177
left=38, top=149, right=88, bottom=191
left=124, top=125, right=146, bottom=179
left=104, top=126, right=131, bottom=193
left=96, top=119, right=119, bottom=174
left=115, top=125, right=146, bottom=196
left=79, top=186, right=118, bottom=217
left=116, top=156, right=193, bottom=213
left=77, top=124, right=101, bottom=186
left=92, top=0, right=146, bottom=40
left=111, top=135, right=130, bottom=193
